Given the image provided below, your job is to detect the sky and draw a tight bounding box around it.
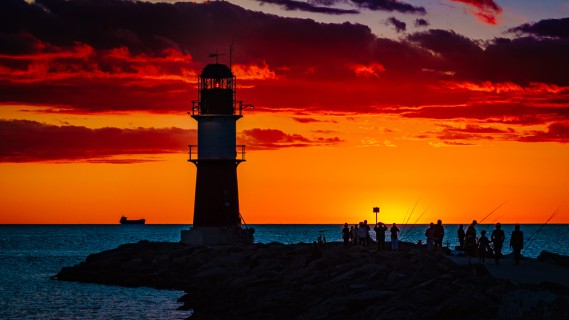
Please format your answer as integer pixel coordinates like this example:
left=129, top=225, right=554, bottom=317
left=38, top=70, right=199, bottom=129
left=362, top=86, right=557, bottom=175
left=1, top=0, right=568, bottom=224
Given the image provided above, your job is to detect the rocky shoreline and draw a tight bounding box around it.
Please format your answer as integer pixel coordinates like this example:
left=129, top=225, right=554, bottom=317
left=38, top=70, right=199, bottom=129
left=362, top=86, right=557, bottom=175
left=55, top=241, right=569, bottom=319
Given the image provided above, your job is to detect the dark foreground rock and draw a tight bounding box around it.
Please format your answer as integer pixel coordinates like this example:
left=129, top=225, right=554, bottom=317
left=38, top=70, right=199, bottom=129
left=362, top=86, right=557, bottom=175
left=538, top=251, right=569, bottom=269
left=55, top=241, right=569, bottom=319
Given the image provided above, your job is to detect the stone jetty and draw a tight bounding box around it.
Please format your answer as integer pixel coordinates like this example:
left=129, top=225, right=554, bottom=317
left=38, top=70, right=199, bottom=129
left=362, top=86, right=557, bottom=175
left=55, top=241, right=569, bottom=319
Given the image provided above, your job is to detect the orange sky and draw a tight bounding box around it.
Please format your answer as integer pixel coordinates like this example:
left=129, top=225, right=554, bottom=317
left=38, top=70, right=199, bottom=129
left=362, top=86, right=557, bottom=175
left=1, top=0, right=568, bottom=224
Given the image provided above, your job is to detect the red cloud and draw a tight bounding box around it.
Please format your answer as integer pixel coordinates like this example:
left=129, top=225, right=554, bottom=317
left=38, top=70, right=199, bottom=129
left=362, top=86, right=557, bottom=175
left=0, top=119, right=195, bottom=163
left=292, top=117, right=338, bottom=124
left=239, top=128, right=342, bottom=150
left=418, top=122, right=569, bottom=144
left=431, top=124, right=512, bottom=142
left=0, top=0, right=568, bottom=145
left=0, top=33, right=196, bottom=84
left=401, top=102, right=569, bottom=125
left=450, top=0, right=502, bottom=25
left=518, top=122, right=569, bottom=143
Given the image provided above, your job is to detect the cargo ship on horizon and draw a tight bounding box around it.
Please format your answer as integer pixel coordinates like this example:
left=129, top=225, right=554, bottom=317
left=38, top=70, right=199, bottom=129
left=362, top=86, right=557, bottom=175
left=119, top=216, right=145, bottom=225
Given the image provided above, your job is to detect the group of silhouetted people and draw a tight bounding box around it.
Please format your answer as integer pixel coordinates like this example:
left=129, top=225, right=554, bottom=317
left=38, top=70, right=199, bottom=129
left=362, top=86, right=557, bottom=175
left=425, top=220, right=445, bottom=252
left=342, top=221, right=401, bottom=251
left=342, top=219, right=525, bottom=264
left=460, top=220, right=524, bottom=265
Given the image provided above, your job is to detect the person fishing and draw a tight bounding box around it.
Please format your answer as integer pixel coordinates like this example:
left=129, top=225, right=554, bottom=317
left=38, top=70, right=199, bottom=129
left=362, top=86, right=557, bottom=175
left=510, top=224, right=524, bottom=265
left=491, top=223, right=505, bottom=264
left=434, top=219, right=445, bottom=252
left=457, top=224, right=465, bottom=250
left=374, top=222, right=388, bottom=251
left=425, top=223, right=435, bottom=251
left=477, top=230, right=491, bottom=263
left=390, top=223, right=400, bottom=252
left=342, top=223, right=350, bottom=246
left=464, top=220, right=477, bottom=264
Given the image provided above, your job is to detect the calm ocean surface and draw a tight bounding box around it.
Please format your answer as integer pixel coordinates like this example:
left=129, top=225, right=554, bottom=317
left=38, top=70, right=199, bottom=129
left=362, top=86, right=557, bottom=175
left=1, top=224, right=568, bottom=319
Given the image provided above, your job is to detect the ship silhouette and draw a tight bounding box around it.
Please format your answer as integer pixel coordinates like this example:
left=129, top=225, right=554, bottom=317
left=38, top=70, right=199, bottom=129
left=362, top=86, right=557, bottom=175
left=119, top=215, right=145, bottom=224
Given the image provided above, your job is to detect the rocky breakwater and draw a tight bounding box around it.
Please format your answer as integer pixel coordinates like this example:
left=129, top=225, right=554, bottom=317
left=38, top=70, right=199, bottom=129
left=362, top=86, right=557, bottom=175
left=56, top=241, right=569, bottom=319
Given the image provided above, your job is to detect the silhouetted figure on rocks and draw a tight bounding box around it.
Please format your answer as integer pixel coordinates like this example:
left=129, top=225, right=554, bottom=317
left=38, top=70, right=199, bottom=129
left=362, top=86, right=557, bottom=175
left=457, top=224, right=465, bottom=250
left=358, top=222, right=367, bottom=246
left=374, top=222, right=388, bottom=250
left=342, top=223, right=350, bottom=246
left=434, top=220, right=445, bottom=252
left=510, top=224, right=524, bottom=265
left=465, top=220, right=478, bottom=264
left=352, top=224, right=359, bottom=245
left=478, top=230, right=490, bottom=263
left=425, top=223, right=435, bottom=251
left=390, top=223, right=400, bottom=252
left=364, top=220, right=372, bottom=246
left=491, top=223, right=505, bottom=265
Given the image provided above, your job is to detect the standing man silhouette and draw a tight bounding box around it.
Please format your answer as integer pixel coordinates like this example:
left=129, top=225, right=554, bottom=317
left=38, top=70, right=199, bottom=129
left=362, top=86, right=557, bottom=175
left=374, top=222, right=388, bottom=251
left=510, top=224, right=524, bottom=265
left=491, top=223, right=505, bottom=265
left=390, top=223, right=400, bottom=252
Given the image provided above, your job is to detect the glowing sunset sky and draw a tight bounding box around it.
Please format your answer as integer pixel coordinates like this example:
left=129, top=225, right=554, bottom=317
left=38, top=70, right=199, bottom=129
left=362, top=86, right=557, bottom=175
left=1, top=0, right=568, bottom=224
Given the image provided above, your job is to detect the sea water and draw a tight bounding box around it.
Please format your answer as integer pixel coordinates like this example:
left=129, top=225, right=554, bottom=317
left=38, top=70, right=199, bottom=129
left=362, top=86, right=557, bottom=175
left=1, top=224, right=567, bottom=319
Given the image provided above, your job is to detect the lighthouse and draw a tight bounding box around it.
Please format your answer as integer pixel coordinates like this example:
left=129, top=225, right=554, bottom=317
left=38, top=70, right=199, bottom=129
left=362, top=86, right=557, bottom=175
left=181, top=59, right=253, bottom=245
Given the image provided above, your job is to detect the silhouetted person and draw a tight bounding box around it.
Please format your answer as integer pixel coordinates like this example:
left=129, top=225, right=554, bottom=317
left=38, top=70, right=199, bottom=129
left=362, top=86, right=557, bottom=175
left=457, top=224, right=465, bottom=250
left=478, top=230, right=490, bottom=263
left=434, top=219, right=445, bottom=252
left=465, top=220, right=478, bottom=264
left=374, top=222, right=388, bottom=251
left=425, top=223, right=435, bottom=251
left=352, top=224, right=359, bottom=245
left=364, top=220, right=372, bottom=246
left=358, top=222, right=367, bottom=246
left=342, top=223, right=350, bottom=246
left=390, top=223, right=400, bottom=252
left=491, top=223, right=505, bottom=265
left=510, top=224, right=524, bottom=265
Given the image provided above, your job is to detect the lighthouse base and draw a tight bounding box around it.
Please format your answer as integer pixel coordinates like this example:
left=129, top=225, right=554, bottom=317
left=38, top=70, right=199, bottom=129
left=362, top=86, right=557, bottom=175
left=181, top=226, right=253, bottom=246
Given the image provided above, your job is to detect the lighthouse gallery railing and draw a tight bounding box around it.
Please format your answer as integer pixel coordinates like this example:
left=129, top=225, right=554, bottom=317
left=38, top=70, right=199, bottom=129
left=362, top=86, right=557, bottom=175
left=190, top=100, right=252, bottom=116
left=188, top=145, right=246, bottom=162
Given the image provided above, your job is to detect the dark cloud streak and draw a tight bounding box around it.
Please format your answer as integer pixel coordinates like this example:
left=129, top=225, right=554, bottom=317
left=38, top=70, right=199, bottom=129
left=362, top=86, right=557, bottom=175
left=351, top=0, right=426, bottom=15
left=239, top=128, right=342, bottom=150
left=257, top=0, right=358, bottom=14
left=509, top=18, right=569, bottom=39
left=414, top=18, right=429, bottom=27
left=386, top=17, right=406, bottom=33
left=0, top=119, right=194, bottom=162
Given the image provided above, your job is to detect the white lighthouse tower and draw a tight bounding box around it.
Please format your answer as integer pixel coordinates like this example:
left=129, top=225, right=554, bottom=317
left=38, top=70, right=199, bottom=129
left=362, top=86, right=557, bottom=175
left=181, top=58, right=253, bottom=245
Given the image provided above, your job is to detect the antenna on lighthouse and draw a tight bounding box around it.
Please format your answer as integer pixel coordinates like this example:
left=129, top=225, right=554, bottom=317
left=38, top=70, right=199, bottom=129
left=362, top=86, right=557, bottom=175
left=208, top=50, right=226, bottom=64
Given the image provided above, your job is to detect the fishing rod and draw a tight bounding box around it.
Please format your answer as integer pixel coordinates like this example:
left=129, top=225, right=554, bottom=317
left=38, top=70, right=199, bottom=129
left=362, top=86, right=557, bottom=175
left=523, top=206, right=561, bottom=254
left=401, top=207, right=429, bottom=239
left=399, top=199, right=419, bottom=241
left=490, top=214, right=504, bottom=224
left=479, top=201, right=507, bottom=224
left=397, top=207, right=411, bottom=236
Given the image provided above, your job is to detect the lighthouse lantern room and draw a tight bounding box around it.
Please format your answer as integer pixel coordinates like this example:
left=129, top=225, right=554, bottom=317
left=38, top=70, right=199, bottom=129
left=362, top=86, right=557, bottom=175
left=181, top=58, right=253, bottom=245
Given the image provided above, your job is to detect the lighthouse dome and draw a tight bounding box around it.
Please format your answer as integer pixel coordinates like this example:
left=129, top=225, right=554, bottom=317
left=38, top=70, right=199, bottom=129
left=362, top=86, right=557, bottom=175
left=200, top=64, right=234, bottom=79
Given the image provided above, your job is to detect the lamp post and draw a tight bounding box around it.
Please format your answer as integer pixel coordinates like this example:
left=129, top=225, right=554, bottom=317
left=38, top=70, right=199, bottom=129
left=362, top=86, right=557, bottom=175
left=373, top=206, right=380, bottom=225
